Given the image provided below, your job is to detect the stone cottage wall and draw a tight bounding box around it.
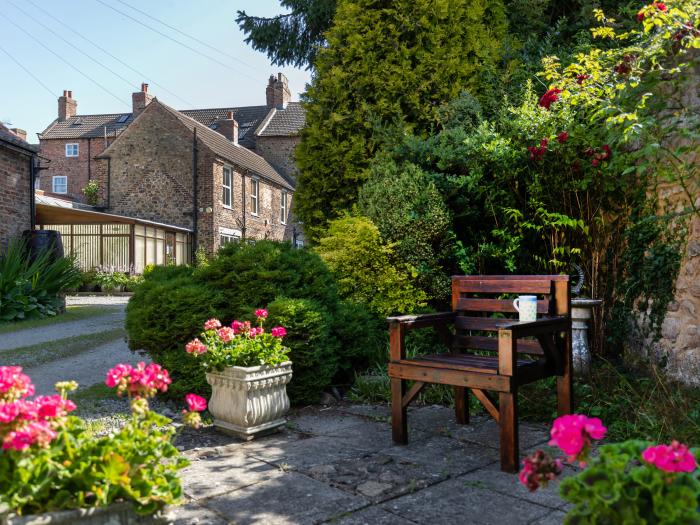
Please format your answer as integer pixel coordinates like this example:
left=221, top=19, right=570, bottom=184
left=0, top=145, right=31, bottom=248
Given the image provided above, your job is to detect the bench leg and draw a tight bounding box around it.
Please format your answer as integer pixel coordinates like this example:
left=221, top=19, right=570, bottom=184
left=391, top=378, right=407, bottom=444
left=454, top=386, right=469, bottom=424
left=557, top=331, right=574, bottom=415
left=499, top=390, right=519, bottom=473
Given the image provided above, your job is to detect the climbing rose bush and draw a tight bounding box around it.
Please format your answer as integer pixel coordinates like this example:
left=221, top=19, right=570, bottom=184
left=0, top=365, right=194, bottom=517
left=519, top=414, right=700, bottom=523
left=185, top=308, right=290, bottom=370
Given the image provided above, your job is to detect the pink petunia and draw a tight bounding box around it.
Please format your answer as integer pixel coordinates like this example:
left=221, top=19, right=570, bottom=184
left=185, top=393, right=207, bottom=412
left=204, top=318, right=222, bottom=331
left=642, top=441, right=697, bottom=473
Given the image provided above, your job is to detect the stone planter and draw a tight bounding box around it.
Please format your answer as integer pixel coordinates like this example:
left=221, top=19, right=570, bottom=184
left=205, top=362, right=292, bottom=439
left=571, top=298, right=603, bottom=375
left=1, top=502, right=167, bottom=525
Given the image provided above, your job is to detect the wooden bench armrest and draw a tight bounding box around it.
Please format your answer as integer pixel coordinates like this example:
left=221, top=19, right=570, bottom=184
left=501, top=316, right=569, bottom=338
left=387, top=311, right=456, bottom=329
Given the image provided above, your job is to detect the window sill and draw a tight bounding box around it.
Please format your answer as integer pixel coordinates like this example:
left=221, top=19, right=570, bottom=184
left=222, top=204, right=233, bottom=210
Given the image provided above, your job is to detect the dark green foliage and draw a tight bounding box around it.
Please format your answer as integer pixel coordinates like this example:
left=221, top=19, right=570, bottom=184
left=294, top=0, right=507, bottom=240
left=236, top=0, right=336, bottom=69
left=560, top=440, right=700, bottom=525
left=0, top=239, right=81, bottom=322
left=359, top=159, right=454, bottom=302
left=267, top=297, right=338, bottom=404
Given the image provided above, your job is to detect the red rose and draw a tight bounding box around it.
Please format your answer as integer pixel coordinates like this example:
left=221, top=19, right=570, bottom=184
left=655, top=2, right=667, bottom=11
left=601, top=144, right=612, bottom=159
left=538, top=88, right=562, bottom=110
left=557, top=132, right=569, bottom=143
left=591, top=158, right=599, bottom=167
left=576, top=74, right=590, bottom=85
left=637, top=11, right=645, bottom=22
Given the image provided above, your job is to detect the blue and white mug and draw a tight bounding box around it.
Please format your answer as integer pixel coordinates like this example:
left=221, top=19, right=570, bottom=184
left=513, top=295, right=538, bottom=322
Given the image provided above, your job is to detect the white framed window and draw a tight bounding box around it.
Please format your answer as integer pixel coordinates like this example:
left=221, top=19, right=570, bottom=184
left=280, top=190, right=288, bottom=224
left=295, top=239, right=304, bottom=248
left=219, top=227, right=241, bottom=247
left=220, top=234, right=237, bottom=245
left=250, top=178, right=259, bottom=215
left=222, top=166, right=232, bottom=208
left=52, top=176, right=68, bottom=194
left=65, top=143, right=79, bottom=157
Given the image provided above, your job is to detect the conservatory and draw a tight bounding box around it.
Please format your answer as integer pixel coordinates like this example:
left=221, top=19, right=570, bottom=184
left=35, top=193, right=192, bottom=273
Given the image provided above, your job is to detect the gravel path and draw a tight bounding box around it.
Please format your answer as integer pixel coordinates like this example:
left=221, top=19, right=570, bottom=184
left=66, top=295, right=131, bottom=307
left=25, top=338, right=137, bottom=395
left=0, top=306, right=126, bottom=352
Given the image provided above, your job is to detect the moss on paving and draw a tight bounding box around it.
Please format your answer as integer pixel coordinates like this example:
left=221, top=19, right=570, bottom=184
left=0, top=306, right=119, bottom=335
left=0, top=328, right=127, bottom=369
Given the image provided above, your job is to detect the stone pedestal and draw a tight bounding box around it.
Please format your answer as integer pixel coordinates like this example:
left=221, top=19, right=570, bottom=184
left=571, top=298, right=602, bottom=375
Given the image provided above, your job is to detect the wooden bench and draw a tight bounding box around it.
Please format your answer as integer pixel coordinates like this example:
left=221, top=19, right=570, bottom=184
left=387, top=275, right=573, bottom=472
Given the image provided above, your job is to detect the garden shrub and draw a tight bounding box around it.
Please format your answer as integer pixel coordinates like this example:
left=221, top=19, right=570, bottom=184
left=0, top=239, right=81, bottom=322
left=359, top=159, right=455, bottom=302
left=314, top=216, right=427, bottom=316
left=267, top=297, right=338, bottom=404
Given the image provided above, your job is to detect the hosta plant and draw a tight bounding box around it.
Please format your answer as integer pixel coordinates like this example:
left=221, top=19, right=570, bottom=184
left=520, top=413, right=700, bottom=524
left=0, top=364, right=203, bottom=518
left=185, top=308, right=290, bottom=370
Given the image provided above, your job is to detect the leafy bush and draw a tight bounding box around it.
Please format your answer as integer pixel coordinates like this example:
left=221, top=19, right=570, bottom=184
left=314, top=216, right=427, bottom=316
left=359, top=160, right=455, bottom=302
left=267, top=297, right=339, bottom=404
left=0, top=239, right=81, bottom=322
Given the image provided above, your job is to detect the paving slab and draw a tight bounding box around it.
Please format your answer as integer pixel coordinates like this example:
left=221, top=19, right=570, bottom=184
left=528, top=510, right=566, bottom=524
left=450, top=418, right=550, bottom=451
left=382, top=475, right=554, bottom=525
left=167, top=501, right=229, bottom=525
left=181, top=449, right=282, bottom=499
left=328, top=506, right=417, bottom=524
left=201, top=471, right=368, bottom=525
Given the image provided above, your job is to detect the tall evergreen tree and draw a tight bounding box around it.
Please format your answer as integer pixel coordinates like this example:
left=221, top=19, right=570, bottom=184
left=236, top=0, right=336, bottom=69
left=294, top=0, right=507, bottom=241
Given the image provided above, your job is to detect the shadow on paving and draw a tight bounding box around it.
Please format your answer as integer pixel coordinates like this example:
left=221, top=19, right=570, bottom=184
left=172, top=404, right=567, bottom=525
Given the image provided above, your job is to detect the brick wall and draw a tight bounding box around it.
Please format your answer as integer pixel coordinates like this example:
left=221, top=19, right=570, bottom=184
left=0, top=145, right=31, bottom=248
left=39, top=137, right=109, bottom=202
left=254, top=136, right=300, bottom=182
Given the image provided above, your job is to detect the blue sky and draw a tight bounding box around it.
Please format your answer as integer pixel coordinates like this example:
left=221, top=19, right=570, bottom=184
left=0, top=0, right=312, bottom=141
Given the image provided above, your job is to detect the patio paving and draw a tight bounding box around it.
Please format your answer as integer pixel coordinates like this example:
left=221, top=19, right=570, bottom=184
left=169, top=404, right=568, bottom=525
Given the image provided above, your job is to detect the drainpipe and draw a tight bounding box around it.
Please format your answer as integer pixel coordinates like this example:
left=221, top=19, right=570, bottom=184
left=192, top=128, right=199, bottom=259
left=106, top=158, right=111, bottom=208
left=87, top=139, right=91, bottom=181
left=29, top=155, right=36, bottom=230
left=241, top=171, right=247, bottom=240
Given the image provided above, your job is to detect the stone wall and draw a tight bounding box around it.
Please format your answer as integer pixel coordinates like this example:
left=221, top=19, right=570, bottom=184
left=255, top=136, right=301, bottom=182
left=39, top=137, right=109, bottom=202
left=0, top=144, right=32, bottom=248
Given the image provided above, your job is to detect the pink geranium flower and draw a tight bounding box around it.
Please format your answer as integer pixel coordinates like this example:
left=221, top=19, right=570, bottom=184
left=271, top=326, right=287, bottom=338
left=0, top=366, right=35, bottom=401
left=217, top=327, right=235, bottom=343
left=185, top=393, right=207, bottom=412
left=549, top=414, right=606, bottom=465
left=231, top=320, right=250, bottom=335
left=34, top=395, right=76, bottom=420
left=204, top=318, right=222, bottom=330
left=185, top=338, right=208, bottom=355
left=254, top=309, right=268, bottom=319
left=642, top=441, right=697, bottom=473
left=0, top=401, right=21, bottom=423
left=105, top=363, right=133, bottom=388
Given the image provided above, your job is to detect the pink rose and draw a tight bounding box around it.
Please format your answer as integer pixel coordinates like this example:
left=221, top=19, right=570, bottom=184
left=217, top=327, right=235, bottom=343
left=642, top=441, right=697, bottom=473
left=549, top=414, right=606, bottom=464
left=185, top=338, right=208, bottom=355
left=271, top=326, right=287, bottom=338
left=204, top=318, right=222, bottom=330
left=254, top=309, right=268, bottom=319
left=185, top=393, right=207, bottom=412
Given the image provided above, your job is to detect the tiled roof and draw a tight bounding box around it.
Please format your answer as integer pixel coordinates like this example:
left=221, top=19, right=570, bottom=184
left=255, top=102, right=305, bottom=137
left=39, top=114, right=133, bottom=140
left=154, top=101, right=294, bottom=191
left=0, top=123, right=38, bottom=154
left=181, top=106, right=270, bottom=148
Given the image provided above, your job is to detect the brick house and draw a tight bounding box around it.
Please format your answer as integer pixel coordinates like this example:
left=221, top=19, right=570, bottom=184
left=0, top=123, right=38, bottom=249
left=37, top=74, right=304, bottom=202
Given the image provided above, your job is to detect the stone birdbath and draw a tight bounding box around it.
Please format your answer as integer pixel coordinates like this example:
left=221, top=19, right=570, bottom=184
left=571, top=298, right=602, bottom=375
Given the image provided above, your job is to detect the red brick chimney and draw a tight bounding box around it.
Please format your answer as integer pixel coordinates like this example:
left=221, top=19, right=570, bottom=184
left=218, top=111, right=239, bottom=145
left=266, top=73, right=291, bottom=109
left=58, top=90, right=77, bottom=121
left=132, top=83, right=154, bottom=117
left=10, top=128, right=27, bottom=141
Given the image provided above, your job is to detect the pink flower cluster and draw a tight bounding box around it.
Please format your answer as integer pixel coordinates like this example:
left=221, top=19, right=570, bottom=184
left=271, top=326, right=287, bottom=338
left=185, top=338, right=208, bottom=355
left=519, top=449, right=563, bottom=492
left=255, top=309, right=268, bottom=319
left=549, top=414, right=607, bottom=465
left=104, top=362, right=171, bottom=398
left=204, top=318, right=222, bottom=330
left=642, top=441, right=697, bottom=473
left=182, top=393, right=207, bottom=429
left=0, top=367, right=76, bottom=451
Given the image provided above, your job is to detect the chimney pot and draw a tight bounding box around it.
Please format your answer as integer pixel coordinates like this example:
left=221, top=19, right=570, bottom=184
left=132, top=83, right=154, bottom=117
left=58, top=90, right=77, bottom=121
left=266, top=72, right=291, bottom=109
left=10, top=128, right=27, bottom=141
left=227, top=110, right=234, bottom=120
left=141, top=83, right=149, bottom=93
left=217, top=114, right=239, bottom=145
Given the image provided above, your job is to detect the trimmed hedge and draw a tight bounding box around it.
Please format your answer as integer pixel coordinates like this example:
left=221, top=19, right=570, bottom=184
left=126, top=241, right=385, bottom=403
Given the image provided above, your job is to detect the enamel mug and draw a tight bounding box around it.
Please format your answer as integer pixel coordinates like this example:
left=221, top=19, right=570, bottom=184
left=513, top=295, right=538, bottom=322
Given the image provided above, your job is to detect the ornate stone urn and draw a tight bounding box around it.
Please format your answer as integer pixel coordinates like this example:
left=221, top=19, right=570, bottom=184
left=571, top=298, right=602, bottom=375
left=205, top=362, right=292, bottom=439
